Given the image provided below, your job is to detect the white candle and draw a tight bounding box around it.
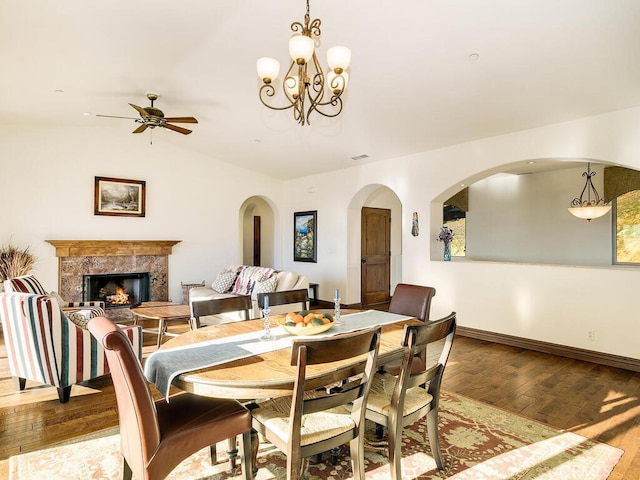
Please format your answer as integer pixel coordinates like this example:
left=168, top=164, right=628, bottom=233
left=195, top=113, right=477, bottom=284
left=264, top=295, right=269, bottom=310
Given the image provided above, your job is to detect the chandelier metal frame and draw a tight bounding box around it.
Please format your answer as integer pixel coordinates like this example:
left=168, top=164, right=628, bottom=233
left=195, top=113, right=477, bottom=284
left=257, top=0, right=349, bottom=126
left=568, top=162, right=611, bottom=221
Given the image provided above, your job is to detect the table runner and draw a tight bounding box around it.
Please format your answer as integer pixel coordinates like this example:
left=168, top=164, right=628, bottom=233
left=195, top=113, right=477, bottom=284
left=144, top=310, right=412, bottom=400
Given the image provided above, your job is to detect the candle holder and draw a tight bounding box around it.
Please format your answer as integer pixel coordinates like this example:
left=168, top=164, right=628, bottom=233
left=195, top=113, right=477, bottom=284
left=260, top=307, right=274, bottom=341
left=334, top=297, right=342, bottom=326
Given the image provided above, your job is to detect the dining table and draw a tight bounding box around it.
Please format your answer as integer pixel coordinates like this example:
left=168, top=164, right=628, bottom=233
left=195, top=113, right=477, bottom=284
left=142, top=309, right=421, bottom=474
left=144, top=309, right=420, bottom=401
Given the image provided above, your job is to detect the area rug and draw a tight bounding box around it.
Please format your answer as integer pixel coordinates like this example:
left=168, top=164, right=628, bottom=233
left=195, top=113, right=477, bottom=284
left=9, top=391, right=623, bottom=479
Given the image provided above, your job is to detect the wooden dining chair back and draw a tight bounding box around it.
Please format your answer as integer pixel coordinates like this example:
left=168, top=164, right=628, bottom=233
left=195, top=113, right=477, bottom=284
left=256, top=288, right=309, bottom=312
left=365, top=312, right=456, bottom=478
left=88, top=316, right=253, bottom=480
left=382, top=283, right=437, bottom=376
left=190, top=295, right=252, bottom=329
left=251, top=326, right=382, bottom=480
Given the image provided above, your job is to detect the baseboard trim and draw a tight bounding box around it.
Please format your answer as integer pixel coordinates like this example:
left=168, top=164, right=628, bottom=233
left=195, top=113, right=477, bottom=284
left=456, top=326, right=640, bottom=373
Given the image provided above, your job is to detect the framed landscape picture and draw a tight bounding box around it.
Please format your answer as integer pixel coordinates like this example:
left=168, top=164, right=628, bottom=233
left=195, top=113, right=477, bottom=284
left=294, top=210, right=317, bottom=262
left=94, top=176, right=146, bottom=217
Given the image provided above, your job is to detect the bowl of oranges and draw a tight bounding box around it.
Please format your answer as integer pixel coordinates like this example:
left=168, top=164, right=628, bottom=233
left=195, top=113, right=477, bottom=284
left=278, top=310, right=335, bottom=335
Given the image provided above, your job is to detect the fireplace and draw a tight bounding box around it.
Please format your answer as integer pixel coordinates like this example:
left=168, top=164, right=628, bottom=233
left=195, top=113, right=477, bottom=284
left=83, top=272, right=151, bottom=309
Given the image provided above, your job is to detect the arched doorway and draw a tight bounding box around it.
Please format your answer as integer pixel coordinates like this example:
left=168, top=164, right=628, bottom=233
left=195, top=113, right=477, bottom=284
left=346, top=185, right=402, bottom=306
left=239, top=196, right=277, bottom=267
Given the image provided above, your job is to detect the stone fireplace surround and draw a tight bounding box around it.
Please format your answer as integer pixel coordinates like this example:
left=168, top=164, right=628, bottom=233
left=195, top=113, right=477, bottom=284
left=46, top=240, right=180, bottom=319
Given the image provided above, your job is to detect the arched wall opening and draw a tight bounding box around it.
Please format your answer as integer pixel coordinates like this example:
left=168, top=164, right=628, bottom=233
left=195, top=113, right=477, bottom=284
left=429, top=157, right=625, bottom=266
left=238, top=195, right=279, bottom=268
left=346, top=184, right=403, bottom=305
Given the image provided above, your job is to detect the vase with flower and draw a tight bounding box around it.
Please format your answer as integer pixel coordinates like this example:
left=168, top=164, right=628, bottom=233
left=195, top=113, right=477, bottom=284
left=436, top=226, right=454, bottom=261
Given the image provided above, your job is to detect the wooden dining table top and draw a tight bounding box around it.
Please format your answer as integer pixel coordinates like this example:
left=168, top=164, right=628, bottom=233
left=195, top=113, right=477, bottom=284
left=159, top=310, right=420, bottom=400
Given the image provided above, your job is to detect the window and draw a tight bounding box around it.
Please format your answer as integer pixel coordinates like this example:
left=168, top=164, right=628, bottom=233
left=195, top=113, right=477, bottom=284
left=444, top=205, right=466, bottom=257
left=615, top=190, right=640, bottom=263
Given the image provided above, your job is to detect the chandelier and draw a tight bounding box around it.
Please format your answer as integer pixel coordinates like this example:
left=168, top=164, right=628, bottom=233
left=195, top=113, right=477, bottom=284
left=256, top=0, right=351, bottom=126
left=567, top=163, right=611, bottom=221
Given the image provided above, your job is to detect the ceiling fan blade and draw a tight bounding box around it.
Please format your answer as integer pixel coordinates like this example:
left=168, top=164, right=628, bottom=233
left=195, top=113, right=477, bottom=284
left=132, top=124, right=148, bottom=134
left=129, top=103, right=150, bottom=117
left=164, top=123, right=192, bottom=135
left=163, top=116, right=198, bottom=124
left=96, top=114, right=139, bottom=120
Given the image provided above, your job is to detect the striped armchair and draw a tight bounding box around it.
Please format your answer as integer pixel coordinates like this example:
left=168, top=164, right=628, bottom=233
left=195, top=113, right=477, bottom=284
left=4, top=274, right=106, bottom=318
left=0, top=292, right=142, bottom=403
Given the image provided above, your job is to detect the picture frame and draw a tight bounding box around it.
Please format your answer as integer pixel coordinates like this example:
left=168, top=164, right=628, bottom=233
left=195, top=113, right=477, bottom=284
left=293, top=210, right=317, bottom=262
left=94, top=176, right=146, bottom=217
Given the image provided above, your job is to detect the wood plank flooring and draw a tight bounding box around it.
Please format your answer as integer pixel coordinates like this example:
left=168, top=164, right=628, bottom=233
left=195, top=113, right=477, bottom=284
left=1, top=322, right=639, bottom=478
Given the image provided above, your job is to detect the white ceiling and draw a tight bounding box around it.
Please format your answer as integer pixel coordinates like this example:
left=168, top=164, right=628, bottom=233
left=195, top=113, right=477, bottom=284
left=2, top=0, right=640, bottom=179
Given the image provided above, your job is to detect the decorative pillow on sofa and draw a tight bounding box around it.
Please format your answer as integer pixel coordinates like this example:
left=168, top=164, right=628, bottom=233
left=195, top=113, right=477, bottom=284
left=251, top=274, right=278, bottom=301
left=275, top=271, right=299, bottom=291
left=232, top=266, right=275, bottom=295
left=212, top=270, right=238, bottom=294
left=181, top=281, right=206, bottom=304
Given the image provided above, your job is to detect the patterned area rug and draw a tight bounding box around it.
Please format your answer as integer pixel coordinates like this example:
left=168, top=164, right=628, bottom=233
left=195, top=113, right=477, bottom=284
left=10, top=391, right=623, bottom=479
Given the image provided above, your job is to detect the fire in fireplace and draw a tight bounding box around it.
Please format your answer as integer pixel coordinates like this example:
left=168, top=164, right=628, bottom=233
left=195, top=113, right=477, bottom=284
left=83, top=272, right=151, bottom=309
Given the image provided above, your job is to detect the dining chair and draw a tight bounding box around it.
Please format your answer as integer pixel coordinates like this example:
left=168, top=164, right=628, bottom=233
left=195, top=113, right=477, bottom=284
left=251, top=326, right=381, bottom=480
left=190, top=294, right=252, bottom=329
left=88, top=316, right=253, bottom=480
left=256, top=288, right=309, bottom=313
left=365, top=312, right=456, bottom=478
left=381, top=283, right=436, bottom=376
left=0, top=292, right=142, bottom=403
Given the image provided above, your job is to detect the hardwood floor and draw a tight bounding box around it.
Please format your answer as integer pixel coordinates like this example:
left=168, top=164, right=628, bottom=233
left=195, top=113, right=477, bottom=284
left=1, top=323, right=639, bottom=478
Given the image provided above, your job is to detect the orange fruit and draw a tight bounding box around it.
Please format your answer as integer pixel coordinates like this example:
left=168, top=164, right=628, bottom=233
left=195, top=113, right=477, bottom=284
left=304, top=313, right=315, bottom=324
left=293, top=314, right=304, bottom=324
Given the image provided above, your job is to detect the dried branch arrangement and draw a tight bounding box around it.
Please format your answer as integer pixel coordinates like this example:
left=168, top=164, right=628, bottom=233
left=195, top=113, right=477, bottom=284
left=0, top=242, right=37, bottom=282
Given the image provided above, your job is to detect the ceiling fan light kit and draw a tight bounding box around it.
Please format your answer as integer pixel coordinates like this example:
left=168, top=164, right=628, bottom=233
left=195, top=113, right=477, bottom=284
left=96, top=93, right=198, bottom=136
left=257, top=0, right=350, bottom=126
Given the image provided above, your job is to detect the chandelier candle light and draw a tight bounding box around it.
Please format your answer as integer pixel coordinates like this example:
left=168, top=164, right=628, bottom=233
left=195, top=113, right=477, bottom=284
left=257, top=0, right=351, bottom=126
left=568, top=163, right=611, bottom=221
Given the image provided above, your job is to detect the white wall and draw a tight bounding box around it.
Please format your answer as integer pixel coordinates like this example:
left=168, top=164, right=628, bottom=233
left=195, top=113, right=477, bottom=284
left=3, top=107, right=640, bottom=360
left=0, top=124, right=284, bottom=303
left=281, top=106, right=640, bottom=360
left=467, top=166, right=611, bottom=265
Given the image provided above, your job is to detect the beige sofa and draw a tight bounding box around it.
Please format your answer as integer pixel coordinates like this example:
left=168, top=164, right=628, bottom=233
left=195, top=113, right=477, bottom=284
left=189, top=265, right=309, bottom=324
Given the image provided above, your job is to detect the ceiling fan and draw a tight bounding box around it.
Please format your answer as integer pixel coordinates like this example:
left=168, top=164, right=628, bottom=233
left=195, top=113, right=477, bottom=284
left=96, top=93, right=198, bottom=135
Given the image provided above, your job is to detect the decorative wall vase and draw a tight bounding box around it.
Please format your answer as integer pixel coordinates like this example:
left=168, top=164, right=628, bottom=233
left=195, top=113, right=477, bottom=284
left=443, top=241, right=451, bottom=261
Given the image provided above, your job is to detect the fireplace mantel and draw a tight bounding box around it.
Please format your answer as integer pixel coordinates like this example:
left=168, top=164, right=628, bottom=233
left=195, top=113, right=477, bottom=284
left=46, top=240, right=181, bottom=257
left=47, top=240, right=181, bottom=316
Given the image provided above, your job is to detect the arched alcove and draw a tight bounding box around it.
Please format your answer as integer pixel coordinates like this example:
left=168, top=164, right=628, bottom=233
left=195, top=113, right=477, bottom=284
left=429, top=158, right=634, bottom=266
left=346, top=184, right=402, bottom=305
left=238, top=196, right=279, bottom=267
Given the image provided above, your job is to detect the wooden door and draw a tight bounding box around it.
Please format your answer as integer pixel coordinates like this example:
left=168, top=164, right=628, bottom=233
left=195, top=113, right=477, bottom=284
left=253, top=216, right=261, bottom=266
left=361, top=207, right=391, bottom=306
